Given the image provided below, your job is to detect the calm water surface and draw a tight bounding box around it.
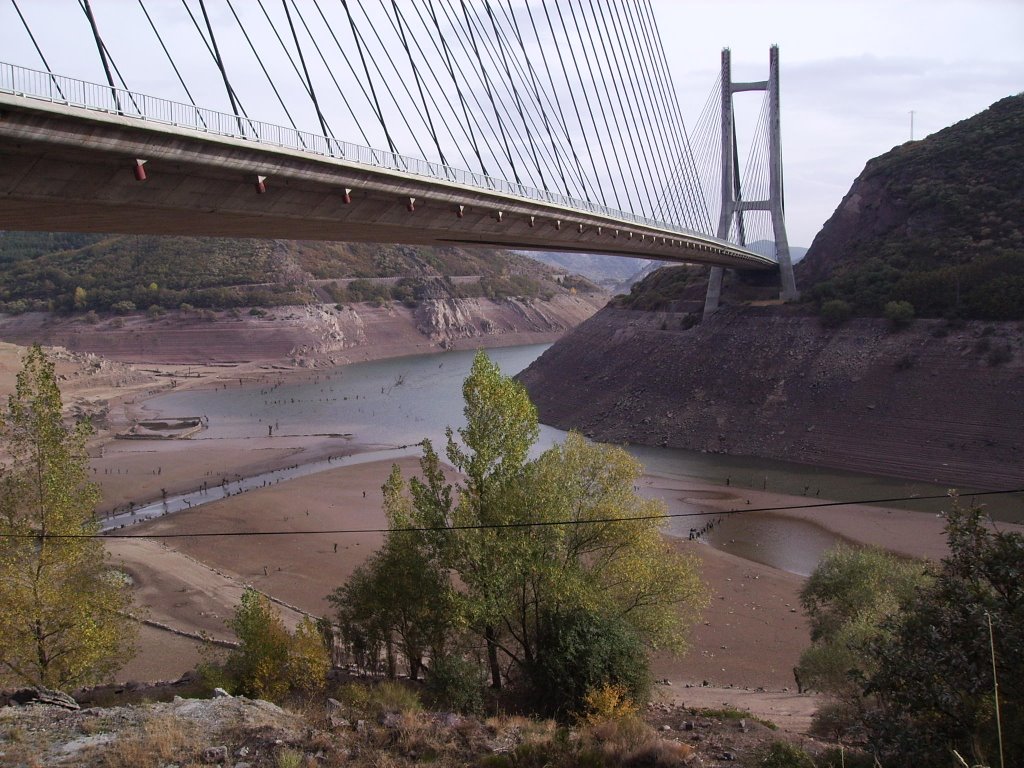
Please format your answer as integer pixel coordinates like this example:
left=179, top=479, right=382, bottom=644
left=138, top=344, right=1020, bottom=575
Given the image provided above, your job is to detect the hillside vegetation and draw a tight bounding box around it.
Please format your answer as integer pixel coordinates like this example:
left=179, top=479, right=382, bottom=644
left=798, top=93, right=1024, bottom=320
left=0, top=233, right=594, bottom=314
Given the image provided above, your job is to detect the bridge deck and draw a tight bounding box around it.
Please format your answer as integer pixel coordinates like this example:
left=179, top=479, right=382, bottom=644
left=0, top=67, right=774, bottom=270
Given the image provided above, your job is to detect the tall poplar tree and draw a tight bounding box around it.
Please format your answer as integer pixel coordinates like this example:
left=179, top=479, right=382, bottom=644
left=0, top=345, right=135, bottom=689
left=368, top=350, right=706, bottom=700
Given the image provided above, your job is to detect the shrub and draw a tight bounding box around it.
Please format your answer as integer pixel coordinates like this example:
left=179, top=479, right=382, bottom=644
left=819, top=299, right=852, bottom=328
left=222, top=589, right=330, bottom=701
left=99, top=716, right=197, bottom=768
left=581, top=715, right=691, bottom=767
left=226, top=589, right=292, bottom=701
left=526, top=607, right=650, bottom=720
left=579, top=683, right=638, bottom=725
left=426, top=654, right=486, bottom=715
left=111, top=300, right=136, bottom=314
left=815, top=745, right=877, bottom=768
left=796, top=545, right=928, bottom=698
left=336, top=680, right=421, bottom=718
left=883, top=300, right=915, bottom=329
left=864, top=502, right=1024, bottom=767
left=286, top=617, right=331, bottom=694
left=810, top=698, right=863, bottom=740
left=749, top=740, right=815, bottom=768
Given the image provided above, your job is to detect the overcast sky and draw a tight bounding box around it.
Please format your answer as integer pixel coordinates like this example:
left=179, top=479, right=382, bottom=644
left=3, top=1, right=1022, bottom=247
left=656, top=0, right=1024, bottom=245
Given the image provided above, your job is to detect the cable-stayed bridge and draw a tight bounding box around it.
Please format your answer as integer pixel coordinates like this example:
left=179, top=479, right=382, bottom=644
left=0, top=1, right=795, bottom=290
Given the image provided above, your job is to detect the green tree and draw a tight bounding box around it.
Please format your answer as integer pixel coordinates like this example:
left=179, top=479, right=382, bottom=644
left=368, top=351, right=706, bottom=706
left=864, top=502, right=1023, bottom=767
left=330, top=465, right=452, bottom=681
left=72, top=286, right=87, bottom=311
left=883, top=299, right=915, bottom=329
left=440, top=349, right=539, bottom=689
left=0, top=345, right=136, bottom=689
left=819, top=299, right=852, bottom=328
left=223, top=588, right=330, bottom=701
left=797, top=545, right=927, bottom=696
left=287, top=617, right=332, bottom=694
left=225, top=588, right=291, bottom=700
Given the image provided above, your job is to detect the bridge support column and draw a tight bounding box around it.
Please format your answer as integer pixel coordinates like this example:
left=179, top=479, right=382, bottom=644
left=703, top=267, right=725, bottom=316
left=704, top=45, right=797, bottom=317
left=769, top=46, right=799, bottom=302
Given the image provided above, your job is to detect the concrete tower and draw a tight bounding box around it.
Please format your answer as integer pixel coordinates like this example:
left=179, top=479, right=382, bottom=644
left=704, top=45, right=797, bottom=317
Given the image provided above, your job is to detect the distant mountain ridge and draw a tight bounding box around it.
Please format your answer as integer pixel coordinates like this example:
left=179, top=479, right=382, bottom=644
left=520, top=250, right=655, bottom=291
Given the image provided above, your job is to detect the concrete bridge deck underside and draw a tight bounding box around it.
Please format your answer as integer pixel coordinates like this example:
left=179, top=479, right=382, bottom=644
left=0, top=95, right=774, bottom=271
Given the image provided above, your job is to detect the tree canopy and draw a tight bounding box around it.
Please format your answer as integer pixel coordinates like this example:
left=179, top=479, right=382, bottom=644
left=864, top=502, right=1023, bottom=767
left=0, top=344, right=136, bottom=689
left=796, top=545, right=928, bottom=698
left=332, top=350, right=706, bottom=716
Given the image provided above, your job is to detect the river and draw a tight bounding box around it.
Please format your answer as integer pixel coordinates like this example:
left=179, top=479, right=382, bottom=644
left=131, top=343, right=1016, bottom=575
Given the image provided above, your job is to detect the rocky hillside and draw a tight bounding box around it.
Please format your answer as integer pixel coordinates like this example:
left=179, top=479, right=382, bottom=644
left=798, top=93, right=1024, bottom=319
left=0, top=684, right=847, bottom=767
left=0, top=292, right=604, bottom=367
left=518, top=307, right=1023, bottom=490
left=517, top=95, right=1024, bottom=488
left=0, top=233, right=595, bottom=314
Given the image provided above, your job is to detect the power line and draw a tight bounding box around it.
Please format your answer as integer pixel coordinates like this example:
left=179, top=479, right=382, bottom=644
left=8, top=489, right=1021, bottom=541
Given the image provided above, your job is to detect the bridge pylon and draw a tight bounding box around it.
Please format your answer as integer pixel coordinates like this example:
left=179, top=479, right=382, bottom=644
left=704, top=46, right=798, bottom=317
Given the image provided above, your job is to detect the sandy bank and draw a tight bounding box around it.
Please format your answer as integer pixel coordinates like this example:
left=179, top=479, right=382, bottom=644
left=107, top=448, right=1000, bottom=701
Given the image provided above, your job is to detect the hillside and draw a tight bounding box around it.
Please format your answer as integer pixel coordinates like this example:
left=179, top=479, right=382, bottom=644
left=797, top=93, right=1024, bottom=319
left=0, top=233, right=595, bottom=314
left=518, top=307, right=1024, bottom=490
left=0, top=294, right=605, bottom=367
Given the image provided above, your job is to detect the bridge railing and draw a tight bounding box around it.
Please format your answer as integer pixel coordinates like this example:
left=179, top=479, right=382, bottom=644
left=0, top=61, right=769, bottom=261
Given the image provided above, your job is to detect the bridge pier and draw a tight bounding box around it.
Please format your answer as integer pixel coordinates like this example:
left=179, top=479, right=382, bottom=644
left=704, top=46, right=798, bottom=317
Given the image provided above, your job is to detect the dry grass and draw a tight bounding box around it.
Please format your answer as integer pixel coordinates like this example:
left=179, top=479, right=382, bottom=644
left=97, top=715, right=199, bottom=768
left=581, top=714, right=694, bottom=766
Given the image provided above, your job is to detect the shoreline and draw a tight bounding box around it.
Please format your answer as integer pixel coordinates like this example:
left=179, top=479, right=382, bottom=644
left=90, top=345, right=1022, bottom=566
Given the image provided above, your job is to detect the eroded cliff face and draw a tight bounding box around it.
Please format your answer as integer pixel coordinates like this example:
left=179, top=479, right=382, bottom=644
left=518, top=306, right=1024, bottom=489
left=0, top=293, right=606, bottom=366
